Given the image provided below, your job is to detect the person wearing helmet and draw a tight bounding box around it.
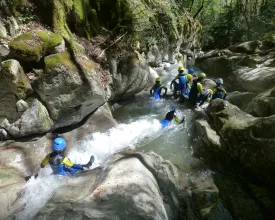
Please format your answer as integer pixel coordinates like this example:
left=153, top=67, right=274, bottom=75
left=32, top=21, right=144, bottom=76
left=40, top=137, right=95, bottom=176
left=176, top=73, right=193, bottom=99
left=150, top=77, right=167, bottom=100
left=170, top=66, right=185, bottom=94
left=189, top=72, right=206, bottom=105
left=188, top=68, right=195, bottom=76
left=199, top=89, right=213, bottom=106
left=160, top=104, right=186, bottom=128
left=212, top=78, right=227, bottom=100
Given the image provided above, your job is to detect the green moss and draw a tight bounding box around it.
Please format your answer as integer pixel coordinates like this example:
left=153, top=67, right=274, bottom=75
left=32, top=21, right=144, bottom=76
left=73, top=0, right=85, bottom=21
left=1, top=60, right=14, bottom=69
left=9, top=32, right=43, bottom=61
left=45, top=52, right=76, bottom=70
left=52, top=0, right=72, bottom=40
left=37, top=31, right=63, bottom=50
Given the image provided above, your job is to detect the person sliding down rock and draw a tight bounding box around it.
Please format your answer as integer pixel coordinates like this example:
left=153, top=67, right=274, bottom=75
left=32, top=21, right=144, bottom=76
left=40, top=137, right=95, bottom=176
left=150, top=77, right=167, bottom=100
left=212, top=78, right=227, bottom=100
left=160, top=104, right=186, bottom=128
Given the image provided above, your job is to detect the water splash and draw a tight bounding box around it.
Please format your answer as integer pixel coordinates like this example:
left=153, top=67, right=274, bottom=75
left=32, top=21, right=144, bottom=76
left=15, top=167, right=62, bottom=220
left=68, top=119, right=162, bottom=167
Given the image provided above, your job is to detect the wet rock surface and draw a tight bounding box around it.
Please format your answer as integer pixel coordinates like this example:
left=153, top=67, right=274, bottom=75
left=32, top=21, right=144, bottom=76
left=34, top=152, right=179, bottom=220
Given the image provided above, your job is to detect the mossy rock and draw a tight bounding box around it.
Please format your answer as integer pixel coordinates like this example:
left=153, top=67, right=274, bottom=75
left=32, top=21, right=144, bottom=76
left=44, top=52, right=76, bottom=70
left=9, top=31, right=63, bottom=62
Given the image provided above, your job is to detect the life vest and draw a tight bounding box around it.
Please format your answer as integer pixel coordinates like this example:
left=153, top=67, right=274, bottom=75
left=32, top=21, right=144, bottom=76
left=179, top=75, right=187, bottom=86
left=49, top=152, right=78, bottom=176
left=212, top=86, right=225, bottom=100
left=153, top=85, right=162, bottom=99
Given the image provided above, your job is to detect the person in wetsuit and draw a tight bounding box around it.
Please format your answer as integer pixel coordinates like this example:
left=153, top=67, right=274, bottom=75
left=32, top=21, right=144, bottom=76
left=189, top=72, right=206, bottom=105
left=212, top=78, right=227, bottom=100
left=41, top=137, right=95, bottom=176
left=150, top=77, right=167, bottom=99
left=160, top=104, right=186, bottom=128
left=170, top=66, right=185, bottom=94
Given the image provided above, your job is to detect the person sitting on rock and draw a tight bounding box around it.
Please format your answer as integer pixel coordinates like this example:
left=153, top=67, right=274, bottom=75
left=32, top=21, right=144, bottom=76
left=189, top=72, right=206, bottom=105
left=170, top=66, right=185, bottom=94
left=150, top=77, right=167, bottom=100
left=160, top=104, right=186, bottom=128
left=212, top=78, right=227, bottom=100
left=41, top=137, right=95, bottom=176
left=199, top=89, right=213, bottom=106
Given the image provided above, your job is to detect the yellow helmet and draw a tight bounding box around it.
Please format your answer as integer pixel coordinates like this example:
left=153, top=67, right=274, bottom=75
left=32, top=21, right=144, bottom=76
left=155, top=77, right=161, bottom=82
left=186, top=74, right=193, bottom=81
left=178, top=66, right=184, bottom=71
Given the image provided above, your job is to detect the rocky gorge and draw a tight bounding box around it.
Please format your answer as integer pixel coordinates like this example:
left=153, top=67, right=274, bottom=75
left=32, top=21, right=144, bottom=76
left=0, top=0, right=275, bottom=220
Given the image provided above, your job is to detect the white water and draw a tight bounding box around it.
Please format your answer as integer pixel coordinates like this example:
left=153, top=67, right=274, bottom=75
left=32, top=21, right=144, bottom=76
left=14, top=63, right=213, bottom=219
left=68, top=118, right=162, bottom=166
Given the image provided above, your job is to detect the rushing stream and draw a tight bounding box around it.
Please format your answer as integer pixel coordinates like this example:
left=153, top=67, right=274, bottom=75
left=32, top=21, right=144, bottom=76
left=16, top=64, right=213, bottom=219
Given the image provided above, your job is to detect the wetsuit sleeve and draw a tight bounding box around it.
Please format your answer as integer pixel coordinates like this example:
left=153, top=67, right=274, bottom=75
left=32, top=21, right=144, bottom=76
left=223, top=88, right=227, bottom=100
left=62, top=157, right=84, bottom=170
left=41, top=154, right=50, bottom=168
left=197, top=83, right=204, bottom=95
left=173, top=115, right=185, bottom=124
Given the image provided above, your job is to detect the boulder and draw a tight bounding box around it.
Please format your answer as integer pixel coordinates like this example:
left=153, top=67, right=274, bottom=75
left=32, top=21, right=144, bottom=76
left=33, top=52, right=106, bottom=128
left=3, top=151, right=179, bottom=220
left=202, top=79, right=216, bottom=90
left=191, top=177, right=233, bottom=220
left=9, top=31, right=65, bottom=62
left=147, top=44, right=162, bottom=67
left=109, top=52, right=150, bottom=100
left=0, top=44, right=9, bottom=62
left=1, top=59, right=33, bottom=99
left=234, top=67, right=275, bottom=93
left=245, top=88, right=275, bottom=117
left=0, top=59, right=32, bottom=124
left=6, top=16, right=19, bottom=37
left=1, top=99, right=53, bottom=137
left=227, top=91, right=256, bottom=112
left=203, top=99, right=275, bottom=186
left=16, top=99, right=29, bottom=112
left=195, top=55, right=241, bottom=78
left=147, top=66, right=159, bottom=87
left=0, top=168, right=25, bottom=220
left=0, top=20, right=7, bottom=38
left=228, top=41, right=263, bottom=54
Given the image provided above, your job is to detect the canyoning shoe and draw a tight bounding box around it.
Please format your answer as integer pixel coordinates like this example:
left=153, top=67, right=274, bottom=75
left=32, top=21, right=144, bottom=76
left=89, top=155, right=95, bottom=165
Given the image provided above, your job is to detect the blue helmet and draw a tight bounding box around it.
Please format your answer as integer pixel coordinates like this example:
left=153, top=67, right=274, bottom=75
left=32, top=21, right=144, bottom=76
left=169, top=104, right=176, bottom=111
left=52, top=137, right=66, bottom=151
left=188, top=68, right=195, bottom=74
left=216, top=78, right=223, bottom=85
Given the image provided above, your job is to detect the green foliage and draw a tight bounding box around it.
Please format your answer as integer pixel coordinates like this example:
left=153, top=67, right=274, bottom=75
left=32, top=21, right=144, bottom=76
left=185, top=0, right=275, bottom=49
